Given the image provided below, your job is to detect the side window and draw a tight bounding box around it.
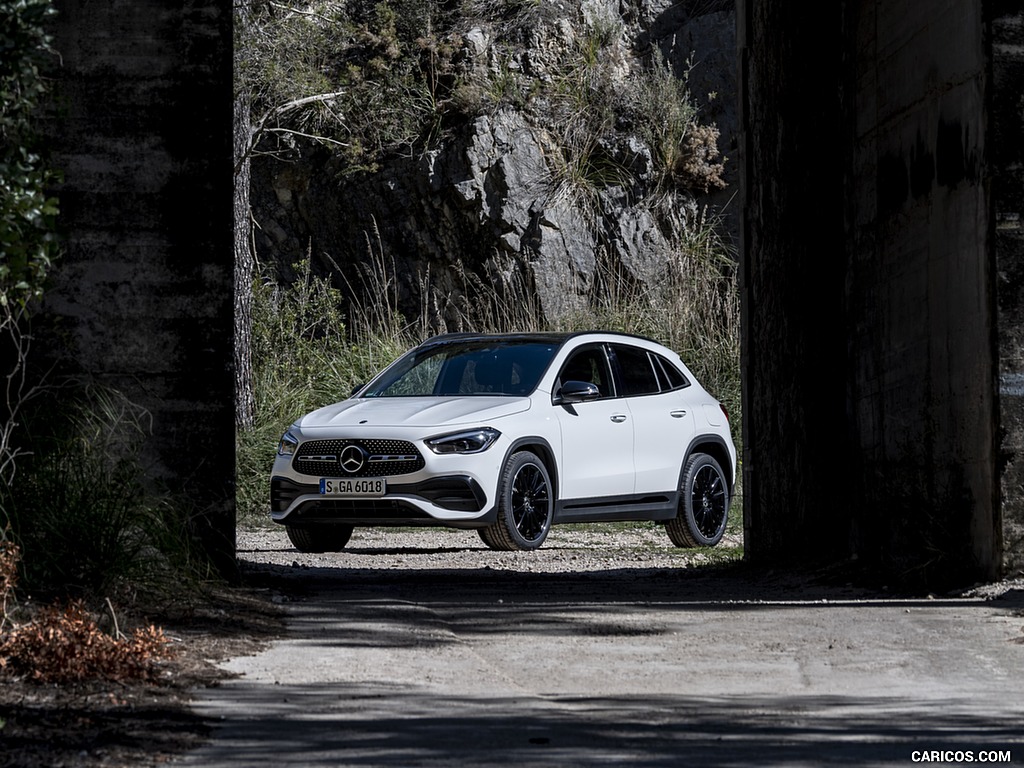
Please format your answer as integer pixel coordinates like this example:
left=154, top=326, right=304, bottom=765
left=557, top=346, right=613, bottom=397
left=654, top=354, right=690, bottom=390
left=612, top=345, right=660, bottom=396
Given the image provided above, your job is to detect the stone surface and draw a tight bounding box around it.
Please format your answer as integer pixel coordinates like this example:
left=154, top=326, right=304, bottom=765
left=249, top=1, right=738, bottom=325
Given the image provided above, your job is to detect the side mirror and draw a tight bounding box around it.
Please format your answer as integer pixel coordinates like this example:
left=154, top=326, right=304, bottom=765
left=350, top=383, right=365, bottom=397
left=557, top=380, right=601, bottom=404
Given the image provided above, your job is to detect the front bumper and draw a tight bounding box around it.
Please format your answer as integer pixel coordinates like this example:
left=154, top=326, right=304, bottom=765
left=270, top=474, right=497, bottom=528
left=269, top=429, right=507, bottom=528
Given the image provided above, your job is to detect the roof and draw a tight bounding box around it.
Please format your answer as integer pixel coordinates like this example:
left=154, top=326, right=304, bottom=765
left=417, top=330, right=660, bottom=349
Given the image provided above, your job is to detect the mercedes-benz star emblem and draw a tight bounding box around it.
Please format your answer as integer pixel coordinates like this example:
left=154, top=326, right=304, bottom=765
left=339, top=445, right=367, bottom=474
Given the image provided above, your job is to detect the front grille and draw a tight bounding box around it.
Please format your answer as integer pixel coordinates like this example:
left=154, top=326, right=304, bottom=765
left=271, top=475, right=485, bottom=515
left=292, top=438, right=424, bottom=477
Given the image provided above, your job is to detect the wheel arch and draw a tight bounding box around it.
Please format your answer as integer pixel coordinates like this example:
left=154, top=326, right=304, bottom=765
left=684, top=435, right=735, bottom=496
left=499, top=437, right=559, bottom=501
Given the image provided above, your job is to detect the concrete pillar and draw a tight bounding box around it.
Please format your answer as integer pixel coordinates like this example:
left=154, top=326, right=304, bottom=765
left=843, top=0, right=998, bottom=583
left=739, top=0, right=1001, bottom=585
left=44, top=0, right=236, bottom=577
left=737, top=1, right=852, bottom=565
left=991, top=4, right=1024, bottom=574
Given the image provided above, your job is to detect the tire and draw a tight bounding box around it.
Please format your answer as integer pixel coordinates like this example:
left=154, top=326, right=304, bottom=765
left=665, top=453, right=729, bottom=548
left=478, top=451, right=554, bottom=551
left=477, top=525, right=502, bottom=551
left=286, top=523, right=354, bottom=553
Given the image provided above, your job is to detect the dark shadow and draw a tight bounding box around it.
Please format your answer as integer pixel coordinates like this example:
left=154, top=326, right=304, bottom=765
left=232, top=556, right=1024, bottom=653
left=0, top=695, right=211, bottom=768
left=239, top=553, right=1021, bottom=605
left=190, top=686, right=1023, bottom=767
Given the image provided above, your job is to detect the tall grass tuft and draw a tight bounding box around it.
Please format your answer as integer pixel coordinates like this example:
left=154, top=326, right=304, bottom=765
left=0, top=386, right=198, bottom=601
left=237, top=249, right=414, bottom=523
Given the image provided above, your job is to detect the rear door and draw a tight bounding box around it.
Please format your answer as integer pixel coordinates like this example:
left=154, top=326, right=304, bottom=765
left=610, top=344, right=697, bottom=495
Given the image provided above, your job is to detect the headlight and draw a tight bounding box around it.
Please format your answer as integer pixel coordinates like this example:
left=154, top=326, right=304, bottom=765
left=278, top=431, right=299, bottom=456
left=426, top=427, right=500, bottom=455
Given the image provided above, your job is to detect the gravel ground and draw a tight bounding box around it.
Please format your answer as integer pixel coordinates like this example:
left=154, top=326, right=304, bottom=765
left=236, top=521, right=746, bottom=574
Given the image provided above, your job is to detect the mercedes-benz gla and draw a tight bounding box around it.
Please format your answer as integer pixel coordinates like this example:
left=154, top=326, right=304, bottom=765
left=271, top=332, right=737, bottom=552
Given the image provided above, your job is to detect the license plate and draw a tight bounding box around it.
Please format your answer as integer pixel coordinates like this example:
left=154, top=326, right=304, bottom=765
left=319, top=478, right=386, bottom=497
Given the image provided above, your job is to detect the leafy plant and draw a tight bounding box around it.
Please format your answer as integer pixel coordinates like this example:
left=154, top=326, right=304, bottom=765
left=1, top=0, right=60, bottom=496
left=0, top=0, right=60, bottom=308
left=629, top=52, right=726, bottom=194
left=0, top=387, right=198, bottom=600
left=237, top=0, right=465, bottom=169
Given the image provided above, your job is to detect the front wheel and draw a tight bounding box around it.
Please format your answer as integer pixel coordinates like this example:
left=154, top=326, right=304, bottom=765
left=478, top=451, right=554, bottom=551
left=286, top=523, right=354, bottom=553
left=665, top=453, right=729, bottom=548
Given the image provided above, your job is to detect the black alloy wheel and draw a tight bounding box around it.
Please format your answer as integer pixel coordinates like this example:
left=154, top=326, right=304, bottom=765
left=665, top=452, right=729, bottom=548
left=478, top=451, right=553, bottom=551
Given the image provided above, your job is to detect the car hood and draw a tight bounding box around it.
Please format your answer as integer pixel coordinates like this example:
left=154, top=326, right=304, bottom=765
left=295, top=396, right=532, bottom=430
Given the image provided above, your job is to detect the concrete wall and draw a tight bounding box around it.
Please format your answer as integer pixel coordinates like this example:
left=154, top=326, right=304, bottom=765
left=45, top=0, right=235, bottom=575
left=737, top=2, right=851, bottom=565
left=739, top=0, right=1003, bottom=585
left=992, top=5, right=1024, bottom=574
left=844, top=1, right=998, bottom=582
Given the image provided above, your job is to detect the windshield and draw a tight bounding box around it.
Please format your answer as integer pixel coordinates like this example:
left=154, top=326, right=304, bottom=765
left=361, top=340, right=559, bottom=397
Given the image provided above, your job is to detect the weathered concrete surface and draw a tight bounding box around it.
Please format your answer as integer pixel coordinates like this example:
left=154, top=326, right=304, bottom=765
left=180, top=529, right=1024, bottom=767
left=992, top=7, right=1024, bottom=574
left=45, top=1, right=236, bottom=573
left=843, top=0, right=997, bottom=585
left=738, top=0, right=1003, bottom=584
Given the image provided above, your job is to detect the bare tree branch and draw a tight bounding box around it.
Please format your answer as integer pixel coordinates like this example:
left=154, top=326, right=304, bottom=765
left=235, top=90, right=348, bottom=177
left=263, top=126, right=350, bottom=147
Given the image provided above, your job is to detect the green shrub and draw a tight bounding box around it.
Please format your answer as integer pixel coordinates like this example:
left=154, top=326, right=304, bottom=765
left=629, top=52, right=726, bottom=194
left=1, top=0, right=60, bottom=307
left=237, top=255, right=413, bottom=523
left=0, top=387, right=196, bottom=601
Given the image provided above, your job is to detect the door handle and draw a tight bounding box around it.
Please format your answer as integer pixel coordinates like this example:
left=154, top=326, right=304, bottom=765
left=610, top=414, right=628, bottom=423
left=670, top=410, right=687, bottom=418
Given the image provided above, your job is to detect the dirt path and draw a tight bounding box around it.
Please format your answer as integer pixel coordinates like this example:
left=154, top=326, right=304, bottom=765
left=178, top=526, right=1024, bottom=767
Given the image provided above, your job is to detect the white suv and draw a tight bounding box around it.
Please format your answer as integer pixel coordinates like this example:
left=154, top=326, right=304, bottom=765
left=270, top=332, right=737, bottom=552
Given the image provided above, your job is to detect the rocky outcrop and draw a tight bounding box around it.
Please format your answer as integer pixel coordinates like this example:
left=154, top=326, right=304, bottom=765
left=251, top=0, right=737, bottom=325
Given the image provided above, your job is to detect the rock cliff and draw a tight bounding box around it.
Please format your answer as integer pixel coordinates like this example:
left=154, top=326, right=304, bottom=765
left=249, top=0, right=736, bottom=326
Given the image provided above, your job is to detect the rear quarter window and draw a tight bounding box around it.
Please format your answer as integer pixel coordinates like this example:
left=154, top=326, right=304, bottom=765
left=653, top=354, right=690, bottom=390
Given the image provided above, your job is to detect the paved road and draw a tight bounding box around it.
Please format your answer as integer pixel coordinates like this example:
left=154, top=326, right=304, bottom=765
left=179, top=529, right=1024, bottom=767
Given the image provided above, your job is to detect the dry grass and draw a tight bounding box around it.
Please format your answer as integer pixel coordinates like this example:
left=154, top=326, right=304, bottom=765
left=0, top=541, right=173, bottom=684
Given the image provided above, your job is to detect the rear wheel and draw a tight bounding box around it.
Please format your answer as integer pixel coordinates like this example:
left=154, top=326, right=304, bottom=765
left=286, top=523, right=354, bottom=553
left=665, top=453, right=729, bottom=548
left=478, top=451, right=553, bottom=551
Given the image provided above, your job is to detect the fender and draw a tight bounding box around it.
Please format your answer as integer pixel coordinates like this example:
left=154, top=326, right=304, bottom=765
left=681, top=433, right=736, bottom=496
